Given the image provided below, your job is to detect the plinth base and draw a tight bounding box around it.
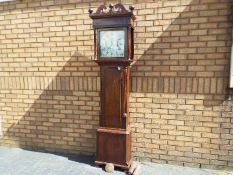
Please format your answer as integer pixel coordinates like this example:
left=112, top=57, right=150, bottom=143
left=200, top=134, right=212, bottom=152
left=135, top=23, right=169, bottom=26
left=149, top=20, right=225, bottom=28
left=95, top=160, right=132, bottom=170
left=95, top=127, right=131, bottom=170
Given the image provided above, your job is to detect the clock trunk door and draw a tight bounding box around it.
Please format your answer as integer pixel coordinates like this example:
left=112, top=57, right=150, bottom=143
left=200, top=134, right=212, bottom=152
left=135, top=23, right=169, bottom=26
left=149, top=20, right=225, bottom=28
left=101, top=66, right=123, bottom=128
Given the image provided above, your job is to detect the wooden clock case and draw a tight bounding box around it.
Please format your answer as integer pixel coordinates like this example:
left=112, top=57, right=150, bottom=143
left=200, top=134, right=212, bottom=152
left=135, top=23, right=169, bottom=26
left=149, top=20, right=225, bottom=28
left=89, top=4, right=135, bottom=170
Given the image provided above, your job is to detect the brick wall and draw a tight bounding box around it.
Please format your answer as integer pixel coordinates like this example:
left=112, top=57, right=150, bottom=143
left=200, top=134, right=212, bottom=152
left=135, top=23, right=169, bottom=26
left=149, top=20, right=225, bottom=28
left=0, top=0, right=232, bottom=169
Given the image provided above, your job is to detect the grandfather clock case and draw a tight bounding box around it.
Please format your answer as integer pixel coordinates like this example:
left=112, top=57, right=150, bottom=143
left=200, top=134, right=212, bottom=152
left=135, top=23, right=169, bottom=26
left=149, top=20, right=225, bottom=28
left=89, top=4, right=135, bottom=169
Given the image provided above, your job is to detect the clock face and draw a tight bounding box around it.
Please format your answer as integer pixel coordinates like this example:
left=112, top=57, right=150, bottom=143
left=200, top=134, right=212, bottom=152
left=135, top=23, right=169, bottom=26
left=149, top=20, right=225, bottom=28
left=100, top=30, right=125, bottom=58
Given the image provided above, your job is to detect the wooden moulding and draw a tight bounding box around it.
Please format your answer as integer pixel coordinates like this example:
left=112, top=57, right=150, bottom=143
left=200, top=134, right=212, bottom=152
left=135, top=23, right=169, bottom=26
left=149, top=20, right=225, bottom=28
left=89, top=3, right=135, bottom=20
left=95, top=59, right=133, bottom=65
left=97, top=127, right=130, bottom=134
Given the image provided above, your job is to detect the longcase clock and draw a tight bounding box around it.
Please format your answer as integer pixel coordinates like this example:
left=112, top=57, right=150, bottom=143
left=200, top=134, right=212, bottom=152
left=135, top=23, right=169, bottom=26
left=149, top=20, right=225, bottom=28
left=89, top=3, right=135, bottom=170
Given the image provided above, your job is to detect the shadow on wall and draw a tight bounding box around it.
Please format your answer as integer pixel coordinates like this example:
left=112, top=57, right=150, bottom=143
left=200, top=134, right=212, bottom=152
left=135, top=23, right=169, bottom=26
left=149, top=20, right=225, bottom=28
left=1, top=51, right=100, bottom=155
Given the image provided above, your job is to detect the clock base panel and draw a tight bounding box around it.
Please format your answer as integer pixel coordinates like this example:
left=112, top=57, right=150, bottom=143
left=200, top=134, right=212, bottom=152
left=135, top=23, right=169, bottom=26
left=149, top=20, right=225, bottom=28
left=96, top=127, right=131, bottom=170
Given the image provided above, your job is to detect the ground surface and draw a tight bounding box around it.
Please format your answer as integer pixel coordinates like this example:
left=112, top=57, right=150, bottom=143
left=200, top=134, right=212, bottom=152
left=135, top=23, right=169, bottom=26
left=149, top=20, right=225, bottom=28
left=0, top=146, right=233, bottom=175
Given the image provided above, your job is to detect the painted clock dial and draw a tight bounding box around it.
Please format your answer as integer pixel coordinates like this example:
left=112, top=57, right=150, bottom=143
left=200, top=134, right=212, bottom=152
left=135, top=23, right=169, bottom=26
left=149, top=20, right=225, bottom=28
left=100, top=30, right=125, bottom=57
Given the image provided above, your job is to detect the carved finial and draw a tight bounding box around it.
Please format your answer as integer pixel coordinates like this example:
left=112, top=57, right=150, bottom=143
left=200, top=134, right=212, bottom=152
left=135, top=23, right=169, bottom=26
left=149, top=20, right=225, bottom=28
left=129, top=6, right=134, bottom=12
left=88, top=8, right=93, bottom=14
left=109, top=4, right=114, bottom=12
left=89, top=3, right=135, bottom=17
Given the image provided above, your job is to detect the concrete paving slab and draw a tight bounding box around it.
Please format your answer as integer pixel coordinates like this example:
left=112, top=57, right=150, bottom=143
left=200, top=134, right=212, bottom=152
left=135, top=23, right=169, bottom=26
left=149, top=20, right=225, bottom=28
left=0, top=146, right=233, bottom=175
